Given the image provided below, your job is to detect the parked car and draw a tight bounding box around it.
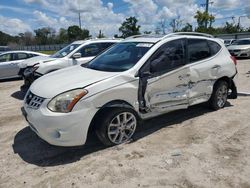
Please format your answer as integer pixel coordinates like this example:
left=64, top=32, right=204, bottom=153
left=22, top=32, right=238, bottom=147
left=227, top=38, right=250, bottom=58
left=224, top=39, right=236, bottom=46
left=0, top=51, right=47, bottom=80
left=19, top=39, right=120, bottom=87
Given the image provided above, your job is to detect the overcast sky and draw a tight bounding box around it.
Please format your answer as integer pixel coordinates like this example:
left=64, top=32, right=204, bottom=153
left=0, top=0, right=249, bottom=36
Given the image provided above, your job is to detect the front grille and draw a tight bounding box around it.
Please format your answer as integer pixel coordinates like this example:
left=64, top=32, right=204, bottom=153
left=25, top=91, right=44, bottom=109
left=233, top=50, right=241, bottom=52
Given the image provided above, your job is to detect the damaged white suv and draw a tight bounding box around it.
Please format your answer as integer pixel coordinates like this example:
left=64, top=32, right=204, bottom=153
left=22, top=32, right=238, bottom=147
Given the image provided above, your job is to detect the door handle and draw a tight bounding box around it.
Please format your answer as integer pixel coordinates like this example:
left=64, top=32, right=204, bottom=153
left=212, top=65, right=221, bottom=69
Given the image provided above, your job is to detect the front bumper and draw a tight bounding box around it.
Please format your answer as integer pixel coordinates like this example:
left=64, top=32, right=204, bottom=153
left=22, top=98, right=97, bottom=146
left=23, top=68, right=42, bottom=86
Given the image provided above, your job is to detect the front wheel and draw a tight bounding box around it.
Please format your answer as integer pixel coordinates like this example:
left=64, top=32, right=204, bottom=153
left=208, top=81, right=228, bottom=110
left=96, top=108, right=137, bottom=146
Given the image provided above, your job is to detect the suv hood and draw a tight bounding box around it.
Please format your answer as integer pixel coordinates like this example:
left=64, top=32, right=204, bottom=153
left=227, top=45, right=250, bottom=50
left=30, top=65, right=119, bottom=98
left=18, top=56, right=56, bottom=68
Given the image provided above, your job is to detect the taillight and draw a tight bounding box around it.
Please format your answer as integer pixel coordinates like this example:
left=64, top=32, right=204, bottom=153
left=230, top=56, right=237, bottom=66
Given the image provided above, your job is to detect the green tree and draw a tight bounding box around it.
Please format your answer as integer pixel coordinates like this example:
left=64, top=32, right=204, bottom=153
left=180, top=23, right=193, bottom=32
left=97, top=30, right=105, bottom=38
left=34, top=27, right=55, bottom=45
left=67, top=25, right=91, bottom=41
left=57, top=28, right=68, bottom=43
left=119, top=17, right=140, bottom=38
left=194, top=11, right=215, bottom=33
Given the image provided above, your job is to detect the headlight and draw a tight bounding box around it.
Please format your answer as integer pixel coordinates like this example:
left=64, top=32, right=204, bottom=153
left=47, top=89, right=88, bottom=113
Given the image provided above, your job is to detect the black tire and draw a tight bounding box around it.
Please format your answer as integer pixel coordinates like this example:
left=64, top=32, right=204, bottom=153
left=208, top=80, right=228, bottom=110
left=95, top=108, right=138, bottom=146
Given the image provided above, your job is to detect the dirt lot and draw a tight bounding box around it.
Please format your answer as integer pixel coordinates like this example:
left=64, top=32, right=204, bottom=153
left=0, top=60, right=250, bottom=188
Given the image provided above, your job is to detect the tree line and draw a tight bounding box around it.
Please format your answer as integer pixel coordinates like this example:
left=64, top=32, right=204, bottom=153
left=1, top=10, right=250, bottom=46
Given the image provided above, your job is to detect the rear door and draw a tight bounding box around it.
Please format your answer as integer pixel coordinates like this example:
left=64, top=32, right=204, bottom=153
left=0, top=53, right=12, bottom=79
left=187, top=39, right=222, bottom=105
left=10, top=53, right=29, bottom=76
left=139, top=39, right=190, bottom=113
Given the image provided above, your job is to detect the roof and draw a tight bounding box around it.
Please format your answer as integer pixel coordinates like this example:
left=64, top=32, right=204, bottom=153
left=0, top=50, right=44, bottom=54
left=123, top=32, right=214, bottom=43
left=72, top=38, right=121, bottom=44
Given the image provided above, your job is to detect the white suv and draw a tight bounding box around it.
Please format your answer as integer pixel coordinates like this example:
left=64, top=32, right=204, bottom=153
left=19, top=39, right=120, bottom=87
left=22, top=32, right=238, bottom=147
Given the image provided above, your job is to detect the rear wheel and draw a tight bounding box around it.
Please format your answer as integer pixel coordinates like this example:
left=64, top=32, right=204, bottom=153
left=209, top=81, right=228, bottom=110
left=95, top=108, right=137, bottom=146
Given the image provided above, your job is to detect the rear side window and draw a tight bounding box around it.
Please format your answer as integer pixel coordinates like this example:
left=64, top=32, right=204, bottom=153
left=28, top=53, right=39, bottom=58
left=187, top=39, right=210, bottom=63
left=208, top=40, right=221, bottom=55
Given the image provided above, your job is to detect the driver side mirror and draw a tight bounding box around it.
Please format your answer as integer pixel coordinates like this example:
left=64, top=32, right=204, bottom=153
left=72, top=53, right=81, bottom=59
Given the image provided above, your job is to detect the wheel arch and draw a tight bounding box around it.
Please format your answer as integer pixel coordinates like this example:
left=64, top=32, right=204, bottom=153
left=88, top=100, right=139, bottom=132
left=213, top=76, right=237, bottom=99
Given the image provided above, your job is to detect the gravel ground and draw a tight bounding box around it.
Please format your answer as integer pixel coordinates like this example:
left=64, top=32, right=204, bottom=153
left=0, top=60, right=249, bottom=188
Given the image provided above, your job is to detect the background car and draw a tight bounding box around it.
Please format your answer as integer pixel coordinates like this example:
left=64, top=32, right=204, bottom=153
left=0, top=51, right=47, bottom=80
left=227, top=38, right=250, bottom=58
left=224, top=39, right=236, bottom=46
left=19, top=39, right=120, bottom=87
left=23, top=32, right=237, bottom=147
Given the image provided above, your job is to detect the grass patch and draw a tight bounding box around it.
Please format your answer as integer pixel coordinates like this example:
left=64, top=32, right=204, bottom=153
left=38, top=50, right=57, bottom=55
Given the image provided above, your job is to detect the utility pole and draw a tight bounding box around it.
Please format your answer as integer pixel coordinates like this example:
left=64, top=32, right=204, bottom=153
left=78, top=0, right=82, bottom=29
left=205, top=0, right=209, bottom=29
left=78, top=12, right=81, bottom=29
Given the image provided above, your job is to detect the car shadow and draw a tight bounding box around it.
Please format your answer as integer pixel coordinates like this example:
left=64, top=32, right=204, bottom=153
left=13, top=102, right=233, bottom=167
left=0, top=77, right=22, bottom=82
left=11, top=90, right=27, bottom=100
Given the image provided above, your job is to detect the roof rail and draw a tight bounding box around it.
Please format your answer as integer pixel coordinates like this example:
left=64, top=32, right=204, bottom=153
left=162, top=32, right=214, bottom=39
left=125, top=34, right=164, bottom=39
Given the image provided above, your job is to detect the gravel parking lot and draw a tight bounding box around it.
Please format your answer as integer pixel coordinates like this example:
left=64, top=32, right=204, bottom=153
left=0, top=60, right=250, bottom=188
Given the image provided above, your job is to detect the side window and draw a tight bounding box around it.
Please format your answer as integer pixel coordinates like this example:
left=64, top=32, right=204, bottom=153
left=28, top=53, right=38, bottom=58
left=78, top=44, right=101, bottom=57
left=100, top=43, right=115, bottom=51
left=13, top=53, right=28, bottom=60
left=149, top=39, right=186, bottom=74
left=207, top=40, right=221, bottom=56
left=187, top=39, right=211, bottom=63
left=0, top=54, right=11, bottom=62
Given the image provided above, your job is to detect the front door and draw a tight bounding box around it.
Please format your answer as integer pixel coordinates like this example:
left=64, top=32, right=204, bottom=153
left=139, top=38, right=190, bottom=114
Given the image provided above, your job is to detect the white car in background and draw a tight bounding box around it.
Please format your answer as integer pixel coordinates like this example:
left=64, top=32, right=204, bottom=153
left=22, top=32, right=238, bottom=147
left=0, top=51, right=47, bottom=80
left=224, top=39, right=236, bottom=46
left=227, top=38, right=250, bottom=58
left=19, top=39, right=120, bottom=86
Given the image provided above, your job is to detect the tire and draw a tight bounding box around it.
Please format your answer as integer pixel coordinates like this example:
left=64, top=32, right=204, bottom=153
left=208, top=80, right=228, bottom=110
left=95, top=108, right=138, bottom=146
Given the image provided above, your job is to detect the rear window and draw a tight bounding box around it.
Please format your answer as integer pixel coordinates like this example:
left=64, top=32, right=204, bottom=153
left=208, top=40, right=221, bottom=56
left=187, top=39, right=210, bottom=63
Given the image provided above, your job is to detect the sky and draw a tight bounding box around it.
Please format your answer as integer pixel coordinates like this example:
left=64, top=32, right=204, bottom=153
left=0, top=0, right=249, bottom=37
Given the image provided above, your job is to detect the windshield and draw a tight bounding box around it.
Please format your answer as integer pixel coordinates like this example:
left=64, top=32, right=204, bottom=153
left=51, top=43, right=81, bottom=58
left=85, top=42, right=153, bottom=72
left=232, top=40, right=250, bottom=45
